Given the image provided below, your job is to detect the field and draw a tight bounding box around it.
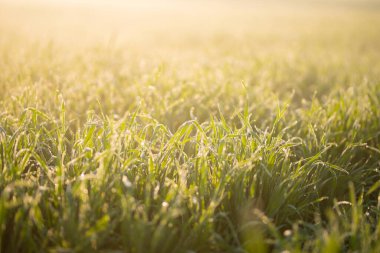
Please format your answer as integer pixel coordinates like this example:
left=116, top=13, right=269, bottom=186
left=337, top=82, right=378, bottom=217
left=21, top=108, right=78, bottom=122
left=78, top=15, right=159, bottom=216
left=0, top=0, right=380, bottom=252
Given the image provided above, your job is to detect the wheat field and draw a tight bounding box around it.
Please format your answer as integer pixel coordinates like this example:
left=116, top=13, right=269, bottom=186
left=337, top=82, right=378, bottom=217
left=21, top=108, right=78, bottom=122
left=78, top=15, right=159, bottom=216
left=0, top=0, right=380, bottom=252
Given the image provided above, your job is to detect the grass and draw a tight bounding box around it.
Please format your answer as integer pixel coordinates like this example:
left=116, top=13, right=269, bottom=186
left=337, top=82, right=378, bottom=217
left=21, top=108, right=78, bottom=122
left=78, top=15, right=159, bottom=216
left=0, top=1, right=380, bottom=252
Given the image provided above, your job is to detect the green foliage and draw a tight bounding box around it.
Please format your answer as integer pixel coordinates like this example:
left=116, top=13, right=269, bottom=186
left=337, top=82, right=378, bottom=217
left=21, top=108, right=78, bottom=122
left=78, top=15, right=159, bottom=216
left=0, top=1, right=380, bottom=252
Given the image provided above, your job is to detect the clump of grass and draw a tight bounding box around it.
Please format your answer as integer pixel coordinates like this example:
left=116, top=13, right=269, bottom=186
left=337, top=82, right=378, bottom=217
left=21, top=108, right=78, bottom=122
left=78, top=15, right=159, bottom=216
left=1, top=81, right=379, bottom=252
left=1, top=1, right=380, bottom=252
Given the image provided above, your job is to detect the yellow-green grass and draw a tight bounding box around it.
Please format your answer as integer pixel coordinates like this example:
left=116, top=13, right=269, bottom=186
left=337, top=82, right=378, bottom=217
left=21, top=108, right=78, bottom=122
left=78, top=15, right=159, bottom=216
left=0, top=1, right=380, bottom=252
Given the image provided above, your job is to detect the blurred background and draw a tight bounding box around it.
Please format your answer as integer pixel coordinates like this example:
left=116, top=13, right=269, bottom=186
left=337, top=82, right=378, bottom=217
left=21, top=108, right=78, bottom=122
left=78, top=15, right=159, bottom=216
left=1, top=0, right=380, bottom=128
left=1, top=0, right=379, bottom=49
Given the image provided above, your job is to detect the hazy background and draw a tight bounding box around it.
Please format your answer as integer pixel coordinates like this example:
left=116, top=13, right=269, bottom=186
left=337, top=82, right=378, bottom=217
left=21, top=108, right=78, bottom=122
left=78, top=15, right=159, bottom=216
left=1, top=0, right=380, bottom=124
left=1, top=0, right=379, bottom=50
